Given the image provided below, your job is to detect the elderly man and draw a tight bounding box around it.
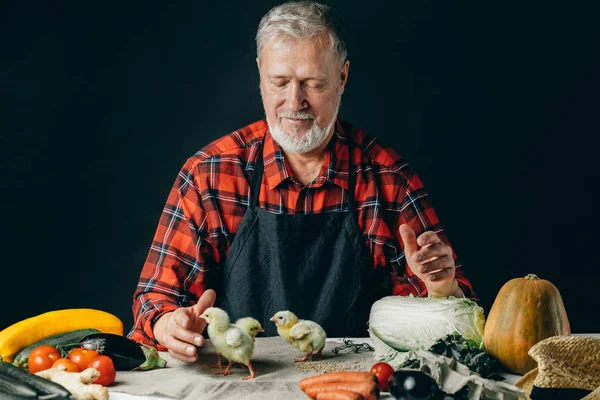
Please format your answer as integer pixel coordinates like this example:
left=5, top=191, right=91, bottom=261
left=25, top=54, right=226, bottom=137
left=129, top=1, right=475, bottom=362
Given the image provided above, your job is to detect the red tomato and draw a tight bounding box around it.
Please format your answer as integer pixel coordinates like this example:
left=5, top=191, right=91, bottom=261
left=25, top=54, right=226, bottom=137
left=370, top=361, right=395, bottom=392
left=88, top=355, right=116, bottom=386
left=28, top=345, right=61, bottom=373
left=52, top=358, right=79, bottom=372
left=67, top=348, right=99, bottom=372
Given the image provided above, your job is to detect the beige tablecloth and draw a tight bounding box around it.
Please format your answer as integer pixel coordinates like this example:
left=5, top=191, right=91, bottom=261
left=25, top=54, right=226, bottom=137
left=110, top=335, right=600, bottom=400
left=106, top=332, right=597, bottom=400
left=108, top=337, right=382, bottom=400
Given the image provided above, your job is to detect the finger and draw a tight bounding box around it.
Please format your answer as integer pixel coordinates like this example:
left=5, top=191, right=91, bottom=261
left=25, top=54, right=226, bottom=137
left=417, top=243, right=449, bottom=264
left=165, top=327, right=201, bottom=357
left=170, top=321, right=204, bottom=347
left=167, top=348, right=198, bottom=363
left=422, top=258, right=454, bottom=274
left=426, top=265, right=452, bottom=275
left=408, top=260, right=447, bottom=276
left=172, top=308, right=193, bottom=330
left=399, top=224, right=419, bottom=255
left=429, top=267, right=454, bottom=282
left=192, top=289, right=217, bottom=316
left=420, top=255, right=442, bottom=265
left=417, top=231, right=442, bottom=247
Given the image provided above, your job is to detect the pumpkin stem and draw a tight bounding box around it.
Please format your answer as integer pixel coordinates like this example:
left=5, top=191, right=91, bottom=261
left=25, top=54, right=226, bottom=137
left=525, top=273, right=540, bottom=280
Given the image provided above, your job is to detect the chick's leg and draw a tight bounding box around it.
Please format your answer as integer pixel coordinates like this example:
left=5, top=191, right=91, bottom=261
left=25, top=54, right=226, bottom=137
left=294, top=352, right=313, bottom=362
left=220, top=360, right=233, bottom=376
left=212, top=353, right=224, bottom=371
left=241, top=361, right=256, bottom=380
left=315, top=346, right=324, bottom=360
left=213, top=357, right=233, bottom=376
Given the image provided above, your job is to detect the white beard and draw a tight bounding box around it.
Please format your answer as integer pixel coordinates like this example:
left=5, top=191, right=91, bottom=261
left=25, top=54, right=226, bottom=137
left=266, top=97, right=341, bottom=154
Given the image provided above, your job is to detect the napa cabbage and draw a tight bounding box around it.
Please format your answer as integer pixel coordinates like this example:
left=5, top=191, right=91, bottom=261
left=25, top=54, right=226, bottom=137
left=368, top=295, right=485, bottom=367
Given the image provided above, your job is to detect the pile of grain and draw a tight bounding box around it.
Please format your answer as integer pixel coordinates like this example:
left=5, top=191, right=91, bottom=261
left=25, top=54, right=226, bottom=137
left=295, top=361, right=365, bottom=374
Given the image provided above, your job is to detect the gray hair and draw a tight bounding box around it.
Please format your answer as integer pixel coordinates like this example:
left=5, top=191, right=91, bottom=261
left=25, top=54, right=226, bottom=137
left=256, top=1, right=347, bottom=66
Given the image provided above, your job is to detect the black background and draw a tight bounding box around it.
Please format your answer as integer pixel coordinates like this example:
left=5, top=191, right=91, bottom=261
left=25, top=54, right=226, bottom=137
left=2, top=1, right=599, bottom=335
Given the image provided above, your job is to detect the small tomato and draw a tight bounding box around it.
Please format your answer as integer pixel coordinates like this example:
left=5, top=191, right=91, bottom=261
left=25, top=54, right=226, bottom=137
left=370, top=361, right=395, bottom=392
left=88, top=355, right=116, bottom=386
left=52, top=358, right=79, bottom=372
left=67, top=347, right=99, bottom=371
left=28, top=345, right=61, bottom=373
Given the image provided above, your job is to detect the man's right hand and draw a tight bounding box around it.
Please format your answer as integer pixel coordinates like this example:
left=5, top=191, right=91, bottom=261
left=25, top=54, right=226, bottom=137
left=153, top=289, right=216, bottom=362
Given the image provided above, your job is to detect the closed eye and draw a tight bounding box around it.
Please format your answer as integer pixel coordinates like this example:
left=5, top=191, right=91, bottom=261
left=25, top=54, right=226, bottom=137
left=305, top=82, right=325, bottom=90
left=271, top=80, right=287, bottom=88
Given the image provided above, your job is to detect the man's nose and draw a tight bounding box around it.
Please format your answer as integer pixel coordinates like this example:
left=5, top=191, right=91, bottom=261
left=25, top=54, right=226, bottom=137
left=286, top=82, right=307, bottom=112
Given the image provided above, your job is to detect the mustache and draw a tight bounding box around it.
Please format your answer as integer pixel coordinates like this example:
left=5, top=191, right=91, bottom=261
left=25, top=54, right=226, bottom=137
left=277, top=111, right=314, bottom=120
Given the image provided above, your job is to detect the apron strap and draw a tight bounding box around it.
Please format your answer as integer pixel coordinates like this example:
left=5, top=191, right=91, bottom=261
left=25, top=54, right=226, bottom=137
left=249, top=130, right=356, bottom=212
left=346, top=135, right=356, bottom=213
left=249, top=139, right=265, bottom=210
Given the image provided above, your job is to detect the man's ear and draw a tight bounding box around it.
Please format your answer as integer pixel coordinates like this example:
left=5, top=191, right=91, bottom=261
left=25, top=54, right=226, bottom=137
left=340, top=60, right=350, bottom=94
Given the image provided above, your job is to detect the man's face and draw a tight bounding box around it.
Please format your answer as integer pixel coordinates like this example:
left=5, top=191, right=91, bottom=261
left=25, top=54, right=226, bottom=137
left=258, top=34, right=349, bottom=153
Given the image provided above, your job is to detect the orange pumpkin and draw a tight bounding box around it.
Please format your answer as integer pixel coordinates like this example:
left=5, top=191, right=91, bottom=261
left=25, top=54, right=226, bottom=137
left=483, top=273, right=570, bottom=374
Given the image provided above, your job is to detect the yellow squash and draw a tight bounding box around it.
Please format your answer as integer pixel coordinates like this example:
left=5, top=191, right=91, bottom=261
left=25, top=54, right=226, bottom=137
left=0, top=308, right=123, bottom=363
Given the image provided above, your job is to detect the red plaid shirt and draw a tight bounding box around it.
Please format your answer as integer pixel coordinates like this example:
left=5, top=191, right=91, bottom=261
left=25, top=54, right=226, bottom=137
left=129, top=119, right=475, bottom=348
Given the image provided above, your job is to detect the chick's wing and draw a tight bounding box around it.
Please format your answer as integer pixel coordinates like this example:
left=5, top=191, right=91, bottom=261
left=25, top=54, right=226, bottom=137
left=289, top=321, right=312, bottom=340
left=225, top=327, right=246, bottom=348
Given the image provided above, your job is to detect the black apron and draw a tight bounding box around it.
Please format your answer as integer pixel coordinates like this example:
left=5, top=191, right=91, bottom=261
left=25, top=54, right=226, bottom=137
left=210, top=134, right=389, bottom=337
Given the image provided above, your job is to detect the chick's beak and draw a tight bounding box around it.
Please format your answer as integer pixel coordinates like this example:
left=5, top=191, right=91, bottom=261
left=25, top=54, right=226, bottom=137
left=258, top=327, right=265, bottom=333
left=199, top=314, right=207, bottom=321
left=269, top=316, right=277, bottom=322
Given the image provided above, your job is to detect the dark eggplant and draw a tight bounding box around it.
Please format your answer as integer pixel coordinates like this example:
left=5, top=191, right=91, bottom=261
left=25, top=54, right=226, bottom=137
left=388, top=370, right=443, bottom=400
left=80, top=333, right=167, bottom=371
left=0, top=361, right=72, bottom=399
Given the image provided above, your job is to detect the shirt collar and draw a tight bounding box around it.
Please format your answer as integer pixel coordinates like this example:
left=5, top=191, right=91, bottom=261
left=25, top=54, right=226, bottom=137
left=262, top=119, right=350, bottom=191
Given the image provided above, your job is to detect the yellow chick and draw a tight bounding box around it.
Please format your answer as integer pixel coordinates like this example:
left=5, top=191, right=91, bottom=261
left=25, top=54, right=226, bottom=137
left=199, top=307, right=257, bottom=380
left=270, top=310, right=327, bottom=362
left=232, top=317, right=264, bottom=370
left=235, top=317, right=265, bottom=342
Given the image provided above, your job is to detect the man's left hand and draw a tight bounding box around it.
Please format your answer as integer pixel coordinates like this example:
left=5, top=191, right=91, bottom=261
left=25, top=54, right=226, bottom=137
left=399, top=224, right=464, bottom=298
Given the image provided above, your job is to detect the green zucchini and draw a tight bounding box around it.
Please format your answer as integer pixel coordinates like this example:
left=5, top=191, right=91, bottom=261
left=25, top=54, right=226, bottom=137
left=0, top=393, right=39, bottom=400
left=0, top=361, right=72, bottom=399
left=13, top=328, right=100, bottom=368
left=0, top=369, right=38, bottom=398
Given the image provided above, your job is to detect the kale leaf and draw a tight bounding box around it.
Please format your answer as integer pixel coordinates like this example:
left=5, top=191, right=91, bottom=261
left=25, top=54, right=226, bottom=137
left=402, top=333, right=504, bottom=381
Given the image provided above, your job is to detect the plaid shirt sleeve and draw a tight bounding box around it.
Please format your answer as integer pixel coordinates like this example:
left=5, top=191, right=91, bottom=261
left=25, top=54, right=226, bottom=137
left=128, top=161, right=212, bottom=349
left=390, top=170, right=476, bottom=300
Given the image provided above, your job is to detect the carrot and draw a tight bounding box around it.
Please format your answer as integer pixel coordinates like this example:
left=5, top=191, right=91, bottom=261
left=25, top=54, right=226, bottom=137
left=304, top=381, right=379, bottom=400
left=299, top=371, right=377, bottom=391
left=316, top=390, right=365, bottom=400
